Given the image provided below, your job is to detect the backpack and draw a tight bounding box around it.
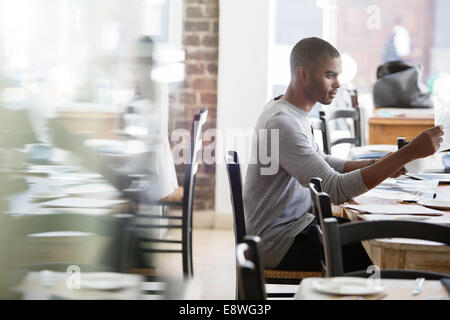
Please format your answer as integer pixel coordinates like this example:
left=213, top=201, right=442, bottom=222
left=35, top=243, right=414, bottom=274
left=373, top=60, right=433, bottom=108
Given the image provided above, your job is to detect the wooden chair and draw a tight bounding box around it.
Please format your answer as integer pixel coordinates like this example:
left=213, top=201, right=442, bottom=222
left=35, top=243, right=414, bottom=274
left=308, top=177, right=331, bottom=276
left=225, top=151, right=321, bottom=295
left=322, top=216, right=450, bottom=279
left=311, top=185, right=450, bottom=280
left=236, top=235, right=267, bottom=300
left=310, top=110, right=330, bottom=154
left=310, top=90, right=362, bottom=155
left=128, top=109, right=208, bottom=278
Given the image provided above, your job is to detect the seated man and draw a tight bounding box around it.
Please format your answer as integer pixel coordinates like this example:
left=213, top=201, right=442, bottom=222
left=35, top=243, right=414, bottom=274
left=243, top=37, right=444, bottom=272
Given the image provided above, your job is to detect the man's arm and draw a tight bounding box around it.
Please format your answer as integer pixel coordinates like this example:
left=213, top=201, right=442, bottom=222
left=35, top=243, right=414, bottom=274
left=344, top=157, right=406, bottom=178
left=360, top=125, right=444, bottom=190
left=343, top=160, right=375, bottom=173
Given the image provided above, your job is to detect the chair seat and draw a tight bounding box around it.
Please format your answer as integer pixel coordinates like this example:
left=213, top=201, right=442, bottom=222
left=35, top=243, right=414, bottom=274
left=264, top=269, right=322, bottom=281
left=158, top=187, right=184, bottom=205
left=130, top=268, right=156, bottom=276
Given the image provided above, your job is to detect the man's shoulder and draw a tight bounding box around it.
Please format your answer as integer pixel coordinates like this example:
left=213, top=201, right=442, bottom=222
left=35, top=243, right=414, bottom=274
left=259, top=101, right=299, bottom=127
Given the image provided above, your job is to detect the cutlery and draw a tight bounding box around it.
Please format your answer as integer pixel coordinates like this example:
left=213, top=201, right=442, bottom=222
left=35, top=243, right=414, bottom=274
left=412, top=277, right=425, bottom=296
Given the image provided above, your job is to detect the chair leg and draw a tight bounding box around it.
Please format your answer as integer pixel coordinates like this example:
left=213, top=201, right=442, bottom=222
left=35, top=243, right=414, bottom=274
left=188, top=236, right=193, bottom=277
left=182, top=228, right=193, bottom=278
left=188, top=229, right=193, bottom=277
left=235, top=266, right=240, bottom=300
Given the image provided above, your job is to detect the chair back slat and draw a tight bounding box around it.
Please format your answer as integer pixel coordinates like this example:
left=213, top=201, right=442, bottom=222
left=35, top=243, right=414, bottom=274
left=322, top=217, right=345, bottom=277
left=309, top=182, right=332, bottom=227
left=181, top=108, right=208, bottom=277
left=323, top=217, right=450, bottom=278
left=312, top=89, right=363, bottom=155
left=236, top=235, right=266, bottom=300
left=225, top=151, right=246, bottom=244
left=309, top=178, right=329, bottom=276
left=338, top=220, right=450, bottom=246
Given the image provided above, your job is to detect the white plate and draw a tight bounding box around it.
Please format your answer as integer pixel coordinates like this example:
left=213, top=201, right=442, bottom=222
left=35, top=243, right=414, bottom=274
left=29, top=192, right=68, bottom=201
left=312, top=277, right=385, bottom=296
left=418, top=199, right=450, bottom=210
left=81, top=273, right=139, bottom=291
left=28, top=165, right=78, bottom=173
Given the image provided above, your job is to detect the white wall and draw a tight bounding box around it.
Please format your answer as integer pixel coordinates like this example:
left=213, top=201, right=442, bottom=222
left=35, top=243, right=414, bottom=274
left=215, top=0, right=273, bottom=214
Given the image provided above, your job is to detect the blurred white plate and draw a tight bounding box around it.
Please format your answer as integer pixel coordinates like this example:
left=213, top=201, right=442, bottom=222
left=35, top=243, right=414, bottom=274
left=29, top=192, right=68, bottom=201
left=81, top=273, right=139, bottom=291
left=418, top=199, right=450, bottom=210
left=63, top=183, right=117, bottom=195
left=28, top=165, right=78, bottom=173
left=42, top=197, right=127, bottom=208
left=312, top=277, right=385, bottom=296
left=48, top=208, right=113, bottom=216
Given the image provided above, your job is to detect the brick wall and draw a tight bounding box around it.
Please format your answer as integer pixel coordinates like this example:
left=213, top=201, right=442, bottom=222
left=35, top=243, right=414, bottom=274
left=169, top=0, right=219, bottom=210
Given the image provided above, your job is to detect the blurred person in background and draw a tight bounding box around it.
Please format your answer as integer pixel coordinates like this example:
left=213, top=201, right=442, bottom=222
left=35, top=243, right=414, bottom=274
left=383, top=17, right=411, bottom=63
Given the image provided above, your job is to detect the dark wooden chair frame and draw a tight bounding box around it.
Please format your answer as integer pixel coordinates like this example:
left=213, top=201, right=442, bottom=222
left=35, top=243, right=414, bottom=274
left=225, top=150, right=321, bottom=298
left=310, top=89, right=362, bottom=155
left=236, top=235, right=267, bottom=300
left=322, top=215, right=450, bottom=279
left=308, top=177, right=331, bottom=276
left=130, top=109, right=208, bottom=278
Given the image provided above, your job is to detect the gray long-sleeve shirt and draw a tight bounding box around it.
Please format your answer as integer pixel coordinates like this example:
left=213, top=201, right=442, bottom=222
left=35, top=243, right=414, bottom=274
left=243, top=98, right=368, bottom=268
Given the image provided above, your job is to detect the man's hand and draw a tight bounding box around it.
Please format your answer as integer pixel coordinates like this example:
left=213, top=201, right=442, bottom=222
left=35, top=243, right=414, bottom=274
left=361, top=126, right=444, bottom=190
left=404, top=125, right=444, bottom=160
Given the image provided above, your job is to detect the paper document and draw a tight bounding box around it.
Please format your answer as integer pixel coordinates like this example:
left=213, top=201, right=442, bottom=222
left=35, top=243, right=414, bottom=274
left=435, top=101, right=450, bottom=151
left=359, top=178, right=438, bottom=201
left=407, top=173, right=450, bottom=183
left=343, top=204, right=445, bottom=216
left=361, top=214, right=431, bottom=222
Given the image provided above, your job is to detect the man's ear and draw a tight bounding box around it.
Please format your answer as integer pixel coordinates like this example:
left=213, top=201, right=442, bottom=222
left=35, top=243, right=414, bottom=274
left=296, top=66, right=309, bottom=83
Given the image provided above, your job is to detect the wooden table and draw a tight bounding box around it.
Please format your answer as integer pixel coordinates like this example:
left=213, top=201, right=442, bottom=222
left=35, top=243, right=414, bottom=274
left=368, top=117, right=434, bottom=145
left=1, top=169, right=132, bottom=271
left=55, top=111, right=122, bottom=140
left=4, top=174, right=128, bottom=215
left=294, top=277, right=449, bottom=300
left=339, top=185, right=450, bottom=274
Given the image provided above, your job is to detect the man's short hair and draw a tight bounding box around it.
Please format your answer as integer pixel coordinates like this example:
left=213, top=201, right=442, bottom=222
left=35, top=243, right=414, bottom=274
left=290, top=37, right=340, bottom=74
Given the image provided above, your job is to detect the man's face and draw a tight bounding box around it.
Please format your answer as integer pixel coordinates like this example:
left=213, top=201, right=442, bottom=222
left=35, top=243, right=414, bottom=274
left=306, top=56, right=342, bottom=105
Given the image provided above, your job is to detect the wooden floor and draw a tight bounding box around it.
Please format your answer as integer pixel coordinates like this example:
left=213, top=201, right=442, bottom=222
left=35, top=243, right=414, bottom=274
left=150, top=227, right=236, bottom=300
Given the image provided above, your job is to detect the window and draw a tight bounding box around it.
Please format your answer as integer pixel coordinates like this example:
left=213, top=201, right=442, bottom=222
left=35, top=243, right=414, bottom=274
left=0, top=0, right=184, bottom=142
